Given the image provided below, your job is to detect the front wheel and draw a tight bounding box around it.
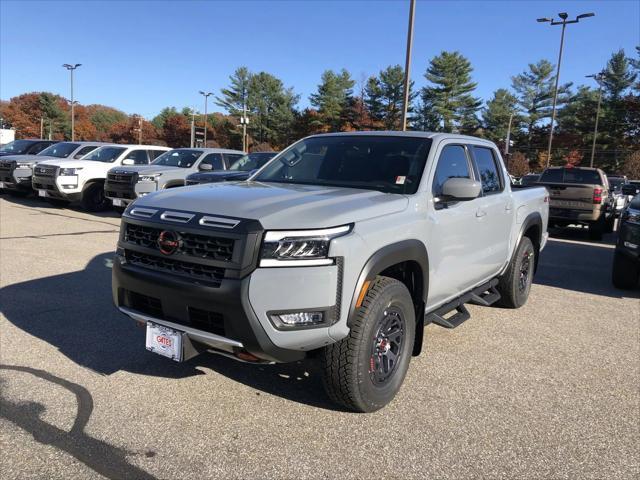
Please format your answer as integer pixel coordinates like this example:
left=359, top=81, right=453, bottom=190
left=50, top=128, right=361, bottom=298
left=321, top=276, right=416, bottom=412
left=81, top=182, right=108, bottom=212
left=588, top=217, right=605, bottom=241
left=496, top=236, right=536, bottom=308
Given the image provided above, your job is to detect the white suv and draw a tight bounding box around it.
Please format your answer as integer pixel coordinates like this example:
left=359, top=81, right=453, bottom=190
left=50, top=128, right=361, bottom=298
left=32, top=144, right=170, bottom=211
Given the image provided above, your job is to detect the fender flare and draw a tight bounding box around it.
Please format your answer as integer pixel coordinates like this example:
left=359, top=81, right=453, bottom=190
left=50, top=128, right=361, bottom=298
left=347, top=239, right=429, bottom=327
left=505, top=212, right=543, bottom=274
left=163, top=180, right=185, bottom=189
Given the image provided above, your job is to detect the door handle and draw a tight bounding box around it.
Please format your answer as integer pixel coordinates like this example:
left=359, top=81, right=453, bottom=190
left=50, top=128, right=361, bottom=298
left=476, top=209, right=487, bottom=218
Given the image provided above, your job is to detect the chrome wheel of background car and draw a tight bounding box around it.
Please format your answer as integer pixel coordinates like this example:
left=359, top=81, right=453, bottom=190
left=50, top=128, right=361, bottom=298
left=370, top=308, right=405, bottom=385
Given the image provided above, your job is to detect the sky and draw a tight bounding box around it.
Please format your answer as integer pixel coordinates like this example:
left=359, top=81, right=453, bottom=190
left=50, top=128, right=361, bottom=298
left=1, top=0, right=638, bottom=119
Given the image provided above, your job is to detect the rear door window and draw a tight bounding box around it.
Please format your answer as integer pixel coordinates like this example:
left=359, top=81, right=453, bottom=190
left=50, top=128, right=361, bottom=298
left=224, top=153, right=244, bottom=169
left=432, top=145, right=471, bottom=197
left=472, top=146, right=503, bottom=194
left=73, top=145, right=98, bottom=159
left=125, top=149, right=150, bottom=165
left=201, top=153, right=224, bottom=170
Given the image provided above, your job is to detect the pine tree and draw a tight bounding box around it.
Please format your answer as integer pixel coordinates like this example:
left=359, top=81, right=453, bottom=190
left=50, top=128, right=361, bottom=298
left=511, top=59, right=572, bottom=152
left=420, top=51, right=481, bottom=133
left=364, top=65, right=414, bottom=130
left=309, top=69, right=355, bottom=131
left=482, top=89, right=520, bottom=146
left=216, top=67, right=252, bottom=116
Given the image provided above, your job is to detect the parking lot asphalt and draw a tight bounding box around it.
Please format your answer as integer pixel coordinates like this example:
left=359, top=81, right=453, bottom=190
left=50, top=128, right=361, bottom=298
left=0, top=193, right=638, bottom=479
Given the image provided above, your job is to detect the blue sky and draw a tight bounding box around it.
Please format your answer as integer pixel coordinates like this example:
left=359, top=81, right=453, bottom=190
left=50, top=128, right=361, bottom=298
left=1, top=0, right=638, bottom=119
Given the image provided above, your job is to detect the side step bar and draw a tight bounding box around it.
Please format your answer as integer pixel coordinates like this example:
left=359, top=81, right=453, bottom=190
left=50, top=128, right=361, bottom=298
left=426, top=279, right=501, bottom=329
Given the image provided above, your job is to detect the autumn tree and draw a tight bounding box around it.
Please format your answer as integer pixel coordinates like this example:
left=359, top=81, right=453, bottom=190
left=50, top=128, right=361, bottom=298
left=161, top=114, right=191, bottom=147
left=507, top=151, right=530, bottom=176
left=622, top=151, right=640, bottom=178
left=563, top=149, right=583, bottom=167
left=419, top=51, right=481, bottom=133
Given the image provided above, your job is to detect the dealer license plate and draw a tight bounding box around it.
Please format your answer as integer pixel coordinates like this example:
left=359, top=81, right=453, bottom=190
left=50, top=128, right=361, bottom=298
left=38, top=189, right=48, bottom=197
left=112, top=198, right=124, bottom=207
left=145, top=322, right=183, bottom=361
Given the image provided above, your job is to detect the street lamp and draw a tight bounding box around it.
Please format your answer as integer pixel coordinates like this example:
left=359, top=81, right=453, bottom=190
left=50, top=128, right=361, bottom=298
left=62, top=63, right=82, bottom=141
left=199, top=90, right=213, bottom=146
left=537, top=12, right=595, bottom=167
left=586, top=71, right=606, bottom=168
left=401, top=0, right=416, bottom=131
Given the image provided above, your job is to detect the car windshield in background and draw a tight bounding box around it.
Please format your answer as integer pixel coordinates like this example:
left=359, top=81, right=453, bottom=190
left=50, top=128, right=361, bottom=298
left=254, top=136, right=432, bottom=194
left=608, top=177, right=624, bottom=191
left=84, top=146, right=127, bottom=163
left=38, top=142, right=80, bottom=158
left=152, top=149, right=203, bottom=168
left=539, top=168, right=602, bottom=185
left=0, top=140, right=34, bottom=154
left=229, top=152, right=277, bottom=171
left=521, top=174, right=540, bottom=186
left=630, top=195, right=640, bottom=209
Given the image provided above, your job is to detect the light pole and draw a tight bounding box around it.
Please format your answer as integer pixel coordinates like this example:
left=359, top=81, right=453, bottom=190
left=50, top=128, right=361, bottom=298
left=199, top=91, right=213, bottom=146
left=586, top=72, right=605, bottom=168
left=62, top=63, right=81, bottom=141
left=401, top=0, right=416, bottom=131
left=505, top=113, right=514, bottom=156
left=240, top=103, right=249, bottom=152
left=537, top=12, right=594, bottom=167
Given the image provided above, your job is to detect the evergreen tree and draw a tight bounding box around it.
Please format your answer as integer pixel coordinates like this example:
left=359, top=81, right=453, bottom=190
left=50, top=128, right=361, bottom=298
left=309, top=69, right=355, bottom=131
left=601, top=49, right=637, bottom=99
left=216, top=67, right=252, bottom=115
left=420, top=51, right=481, bottom=133
left=482, top=89, right=520, bottom=147
left=151, top=107, right=179, bottom=129
left=364, top=65, right=414, bottom=130
left=511, top=59, right=572, bottom=151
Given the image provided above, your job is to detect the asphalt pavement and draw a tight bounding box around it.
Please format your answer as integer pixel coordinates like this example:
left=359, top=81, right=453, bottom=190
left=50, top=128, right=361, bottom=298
left=1, top=194, right=638, bottom=479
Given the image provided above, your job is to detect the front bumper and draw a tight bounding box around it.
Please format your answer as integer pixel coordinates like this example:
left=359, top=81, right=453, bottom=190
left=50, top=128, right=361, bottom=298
left=32, top=173, right=82, bottom=201
left=616, top=221, right=640, bottom=262
left=0, top=165, right=33, bottom=191
left=105, top=175, right=157, bottom=206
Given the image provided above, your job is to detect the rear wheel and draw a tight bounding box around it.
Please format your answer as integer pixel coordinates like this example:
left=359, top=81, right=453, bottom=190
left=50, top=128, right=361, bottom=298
left=612, top=251, right=639, bottom=289
left=321, top=276, right=415, bottom=412
left=81, top=182, right=108, bottom=212
left=496, top=237, right=535, bottom=308
left=604, top=215, right=615, bottom=234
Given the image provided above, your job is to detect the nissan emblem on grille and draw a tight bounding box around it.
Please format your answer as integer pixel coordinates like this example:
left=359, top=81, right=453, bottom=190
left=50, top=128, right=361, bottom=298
left=157, top=231, right=181, bottom=255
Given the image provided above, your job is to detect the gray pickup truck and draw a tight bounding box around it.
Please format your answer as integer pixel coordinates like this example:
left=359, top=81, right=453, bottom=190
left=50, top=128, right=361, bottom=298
left=112, top=132, right=549, bottom=412
left=104, top=148, right=244, bottom=207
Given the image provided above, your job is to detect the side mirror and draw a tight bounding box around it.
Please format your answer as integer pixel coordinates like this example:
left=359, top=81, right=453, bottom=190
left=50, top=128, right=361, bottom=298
left=621, top=184, right=637, bottom=196
left=199, top=163, right=213, bottom=171
left=441, top=178, right=482, bottom=201
left=121, top=159, right=135, bottom=166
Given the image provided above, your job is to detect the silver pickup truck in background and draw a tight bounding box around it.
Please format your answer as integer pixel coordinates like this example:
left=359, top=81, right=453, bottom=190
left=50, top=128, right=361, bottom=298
left=112, top=131, right=549, bottom=412
left=104, top=148, right=244, bottom=207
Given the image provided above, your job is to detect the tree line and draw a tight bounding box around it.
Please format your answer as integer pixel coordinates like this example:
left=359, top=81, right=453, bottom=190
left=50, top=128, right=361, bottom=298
left=1, top=46, right=638, bottom=176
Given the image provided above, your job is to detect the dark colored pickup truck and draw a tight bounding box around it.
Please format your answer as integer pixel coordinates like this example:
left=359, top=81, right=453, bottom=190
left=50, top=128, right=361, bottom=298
left=538, top=166, right=615, bottom=240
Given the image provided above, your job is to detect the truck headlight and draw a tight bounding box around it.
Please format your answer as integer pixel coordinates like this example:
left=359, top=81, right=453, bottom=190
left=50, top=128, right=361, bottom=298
left=59, top=167, right=81, bottom=176
left=259, top=225, right=351, bottom=267
left=140, top=174, right=161, bottom=182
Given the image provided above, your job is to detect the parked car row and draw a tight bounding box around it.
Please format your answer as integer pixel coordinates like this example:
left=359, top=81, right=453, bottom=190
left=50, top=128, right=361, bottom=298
left=0, top=139, right=279, bottom=211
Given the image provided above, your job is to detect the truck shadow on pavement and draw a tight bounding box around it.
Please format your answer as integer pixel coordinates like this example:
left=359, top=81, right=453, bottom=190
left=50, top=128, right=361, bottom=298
left=0, top=253, right=338, bottom=410
left=534, top=229, right=639, bottom=298
left=0, top=192, right=121, bottom=219
left=0, top=364, right=157, bottom=479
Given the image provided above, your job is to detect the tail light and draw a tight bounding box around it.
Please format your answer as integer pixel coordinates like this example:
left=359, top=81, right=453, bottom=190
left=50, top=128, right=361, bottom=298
left=593, top=188, right=603, bottom=204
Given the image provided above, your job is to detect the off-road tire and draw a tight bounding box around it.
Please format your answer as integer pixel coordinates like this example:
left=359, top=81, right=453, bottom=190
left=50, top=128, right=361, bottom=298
left=321, top=276, right=415, bottom=413
left=496, top=236, right=535, bottom=308
left=81, top=182, right=108, bottom=212
left=612, top=251, right=639, bottom=290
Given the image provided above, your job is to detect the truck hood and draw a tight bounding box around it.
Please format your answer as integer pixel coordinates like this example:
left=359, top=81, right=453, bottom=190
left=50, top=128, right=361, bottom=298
left=134, top=182, right=409, bottom=229
left=186, top=170, right=252, bottom=183
left=110, top=165, right=182, bottom=175
left=36, top=159, right=118, bottom=176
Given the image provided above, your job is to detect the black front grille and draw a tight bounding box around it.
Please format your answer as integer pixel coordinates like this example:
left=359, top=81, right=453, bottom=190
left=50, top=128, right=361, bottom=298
left=107, top=172, right=138, bottom=185
left=125, top=250, right=224, bottom=286
left=33, top=182, right=56, bottom=190
left=124, top=223, right=235, bottom=262
left=125, top=291, right=225, bottom=336
left=0, top=161, right=14, bottom=181
left=34, top=165, right=57, bottom=177
left=106, top=190, right=135, bottom=199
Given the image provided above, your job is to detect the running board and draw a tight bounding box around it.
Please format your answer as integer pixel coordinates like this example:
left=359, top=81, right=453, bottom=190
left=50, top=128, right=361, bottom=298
left=426, top=279, right=501, bottom=329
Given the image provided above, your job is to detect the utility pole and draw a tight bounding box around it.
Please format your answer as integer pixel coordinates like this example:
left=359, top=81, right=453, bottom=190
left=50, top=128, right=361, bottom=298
left=49, top=119, right=53, bottom=140
left=537, top=12, right=594, bottom=167
left=586, top=72, right=605, bottom=168
left=40, top=117, right=44, bottom=139
left=132, top=115, right=143, bottom=144
left=199, top=91, right=213, bottom=146
left=189, top=108, right=196, bottom=148
left=505, top=113, right=514, bottom=156
left=62, top=63, right=81, bottom=141
left=401, top=0, right=416, bottom=131
left=240, top=102, right=249, bottom=152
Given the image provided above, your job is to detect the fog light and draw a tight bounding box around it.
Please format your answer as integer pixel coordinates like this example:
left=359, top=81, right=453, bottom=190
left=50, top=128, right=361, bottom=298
left=271, top=311, right=324, bottom=327
left=62, top=185, right=76, bottom=189
left=624, top=241, right=638, bottom=249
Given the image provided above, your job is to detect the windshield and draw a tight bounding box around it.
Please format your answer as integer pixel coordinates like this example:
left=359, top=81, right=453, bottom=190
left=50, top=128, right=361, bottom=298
left=152, top=149, right=203, bottom=168
left=0, top=140, right=36, bottom=154
left=229, top=152, right=277, bottom=171
left=84, top=146, right=127, bottom=163
left=38, top=142, right=80, bottom=158
left=608, top=177, right=625, bottom=191
left=254, top=136, right=432, bottom=194
left=539, top=168, right=602, bottom=185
